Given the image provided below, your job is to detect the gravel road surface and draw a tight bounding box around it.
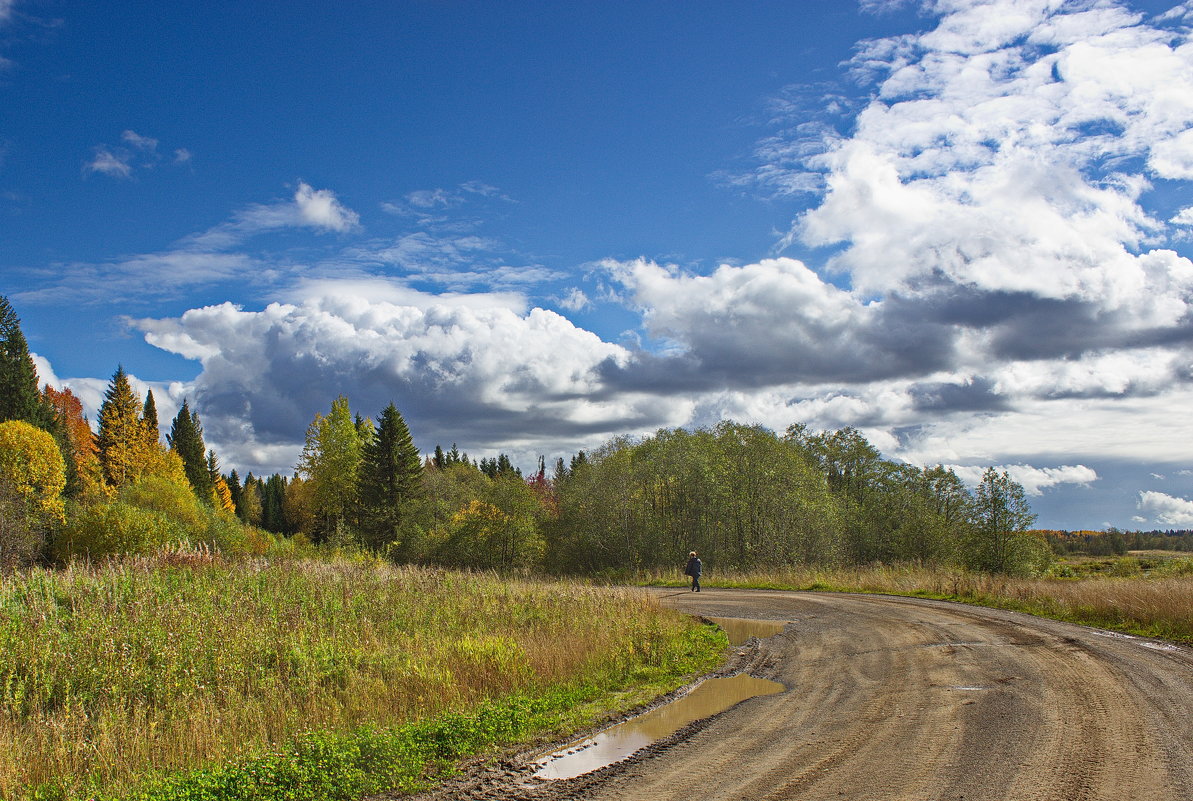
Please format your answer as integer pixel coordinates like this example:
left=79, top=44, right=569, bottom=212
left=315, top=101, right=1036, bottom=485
left=392, top=588, right=1193, bottom=801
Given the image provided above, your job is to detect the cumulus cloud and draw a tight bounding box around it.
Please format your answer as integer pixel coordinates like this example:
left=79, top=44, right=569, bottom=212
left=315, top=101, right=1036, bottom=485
left=130, top=288, right=671, bottom=474
left=293, top=182, right=360, bottom=232
left=1138, top=490, right=1193, bottom=525
left=597, top=0, right=1193, bottom=482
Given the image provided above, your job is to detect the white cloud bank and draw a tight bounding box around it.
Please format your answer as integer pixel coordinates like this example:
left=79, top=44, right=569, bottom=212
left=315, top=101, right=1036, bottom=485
left=1138, top=490, right=1193, bottom=525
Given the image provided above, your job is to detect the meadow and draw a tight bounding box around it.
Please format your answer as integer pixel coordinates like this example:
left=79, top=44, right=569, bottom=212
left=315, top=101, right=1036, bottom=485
left=0, top=553, right=724, bottom=801
left=646, top=556, right=1193, bottom=644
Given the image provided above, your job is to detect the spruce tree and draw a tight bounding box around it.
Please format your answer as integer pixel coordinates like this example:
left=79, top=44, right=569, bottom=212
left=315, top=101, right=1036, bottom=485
left=358, top=402, right=423, bottom=550
left=167, top=399, right=213, bottom=502
left=96, top=366, right=146, bottom=488
left=142, top=390, right=160, bottom=447
left=0, top=295, right=52, bottom=427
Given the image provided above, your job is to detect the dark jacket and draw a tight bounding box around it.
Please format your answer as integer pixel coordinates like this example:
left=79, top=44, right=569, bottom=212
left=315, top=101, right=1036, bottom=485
left=685, top=557, right=702, bottom=577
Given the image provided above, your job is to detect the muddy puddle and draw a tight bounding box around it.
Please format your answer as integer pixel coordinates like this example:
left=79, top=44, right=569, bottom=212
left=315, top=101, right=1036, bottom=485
left=533, top=617, right=788, bottom=781
left=707, top=616, right=788, bottom=645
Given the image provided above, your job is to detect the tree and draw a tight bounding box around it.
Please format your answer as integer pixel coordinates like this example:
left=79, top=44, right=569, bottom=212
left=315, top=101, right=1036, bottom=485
left=167, top=400, right=213, bottom=503
left=142, top=390, right=160, bottom=446
left=0, top=296, right=53, bottom=428
left=0, top=419, right=67, bottom=524
left=96, top=366, right=150, bottom=489
left=237, top=475, right=263, bottom=526
left=358, top=402, right=423, bottom=550
left=969, top=468, right=1042, bottom=574
left=42, top=385, right=102, bottom=498
left=261, top=473, right=288, bottom=532
left=297, top=396, right=365, bottom=540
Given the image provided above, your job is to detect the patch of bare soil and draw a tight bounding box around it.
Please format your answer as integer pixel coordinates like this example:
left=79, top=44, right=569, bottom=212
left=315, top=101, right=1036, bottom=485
left=385, top=588, right=1193, bottom=801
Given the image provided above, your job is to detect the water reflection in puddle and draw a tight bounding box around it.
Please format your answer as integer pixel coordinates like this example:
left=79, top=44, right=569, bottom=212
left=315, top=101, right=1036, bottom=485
left=534, top=674, right=786, bottom=780
left=707, top=617, right=788, bottom=645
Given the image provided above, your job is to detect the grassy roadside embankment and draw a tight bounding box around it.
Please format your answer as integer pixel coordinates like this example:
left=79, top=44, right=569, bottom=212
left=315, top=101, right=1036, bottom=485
left=1, top=555, right=725, bottom=801
left=643, top=559, right=1193, bottom=645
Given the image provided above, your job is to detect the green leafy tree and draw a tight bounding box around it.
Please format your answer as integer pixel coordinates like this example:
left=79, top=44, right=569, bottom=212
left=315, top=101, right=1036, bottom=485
left=358, top=402, right=423, bottom=550
left=297, top=396, right=364, bottom=540
left=968, top=468, right=1043, bottom=575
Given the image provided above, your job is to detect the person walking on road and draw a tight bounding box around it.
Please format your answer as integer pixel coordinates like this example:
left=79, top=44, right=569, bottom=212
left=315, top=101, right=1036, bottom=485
left=684, top=551, right=702, bottom=592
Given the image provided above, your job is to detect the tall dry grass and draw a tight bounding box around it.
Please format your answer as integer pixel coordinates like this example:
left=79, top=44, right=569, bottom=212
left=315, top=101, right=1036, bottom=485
left=0, top=555, right=704, bottom=799
left=645, top=561, right=1193, bottom=643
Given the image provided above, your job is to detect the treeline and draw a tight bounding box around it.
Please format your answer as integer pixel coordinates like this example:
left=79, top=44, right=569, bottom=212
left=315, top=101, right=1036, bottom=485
left=0, top=297, right=277, bottom=568
left=1043, top=528, right=1193, bottom=556
left=1, top=294, right=1049, bottom=575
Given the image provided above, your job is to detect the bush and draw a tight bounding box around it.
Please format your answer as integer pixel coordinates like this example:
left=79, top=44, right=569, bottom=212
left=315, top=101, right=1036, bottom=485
left=54, top=500, right=184, bottom=560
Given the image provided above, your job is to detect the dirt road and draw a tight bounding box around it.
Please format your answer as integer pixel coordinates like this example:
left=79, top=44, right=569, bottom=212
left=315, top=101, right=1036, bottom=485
left=403, top=588, right=1193, bottom=800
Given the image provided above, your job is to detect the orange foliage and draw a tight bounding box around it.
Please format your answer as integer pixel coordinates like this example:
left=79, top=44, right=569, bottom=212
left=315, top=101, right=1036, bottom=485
left=42, top=385, right=103, bottom=496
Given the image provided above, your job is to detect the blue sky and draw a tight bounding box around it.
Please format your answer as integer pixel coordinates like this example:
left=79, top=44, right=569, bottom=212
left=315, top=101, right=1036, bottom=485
left=5, top=0, right=1193, bottom=530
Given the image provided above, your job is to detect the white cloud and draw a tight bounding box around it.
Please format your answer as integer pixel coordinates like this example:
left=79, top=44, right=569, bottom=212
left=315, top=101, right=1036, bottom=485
left=1172, top=206, right=1193, bottom=226
left=132, top=288, right=654, bottom=474
left=948, top=464, right=1099, bottom=496
left=183, top=182, right=361, bottom=251
left=1138, top=490, right=1193, bottom=525
left=121, top=130, right=158, bottom=152
left=780, top=0, right=1193, bottom=323
left=83, top=130, right=190, bottom=179
left=559, top=288, right=591, bottom=312
left=293, top=181, right=360, bottom=232
left=85, top=147, right=132, bottom=178
left=0, top=0, right=14, bottom=26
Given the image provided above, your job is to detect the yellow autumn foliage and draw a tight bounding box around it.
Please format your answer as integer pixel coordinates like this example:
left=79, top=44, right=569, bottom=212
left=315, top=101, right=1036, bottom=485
left=0, top=420, right=66, bottom=524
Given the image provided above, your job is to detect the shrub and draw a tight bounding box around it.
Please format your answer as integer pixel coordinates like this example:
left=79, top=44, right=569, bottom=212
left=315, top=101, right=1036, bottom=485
left=54, top=500, right=184, bottom=560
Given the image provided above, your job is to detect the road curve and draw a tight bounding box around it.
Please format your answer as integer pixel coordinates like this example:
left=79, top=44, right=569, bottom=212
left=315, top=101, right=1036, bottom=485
left=399, top=588, right=1193, bottom=801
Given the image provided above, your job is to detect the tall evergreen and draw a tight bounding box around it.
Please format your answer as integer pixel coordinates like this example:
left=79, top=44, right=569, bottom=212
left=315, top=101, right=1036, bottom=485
left=142, top=390, right=160, bottom=446
left=358, top=402, right=423, bottom=550
left=262, top=473, right=288, bottom=533
left=167, top=399, right=213, bottom=502
left=0, top=295, right=52, bottom=427
left=96, top=366, right=147, bottom=488
left=227, top=469, right=243, bottom=509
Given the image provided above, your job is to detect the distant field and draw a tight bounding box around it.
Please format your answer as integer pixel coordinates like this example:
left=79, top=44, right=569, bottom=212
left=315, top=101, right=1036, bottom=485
left=643, top=560, right=1193, bottom=645
left=0, top=556, right=723, bottom=801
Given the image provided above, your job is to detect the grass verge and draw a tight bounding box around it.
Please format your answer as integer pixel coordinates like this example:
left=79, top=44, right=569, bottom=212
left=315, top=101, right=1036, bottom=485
left=640, top=562, right=1193, bottom=645
left=2, top=556, right=725, bottom=801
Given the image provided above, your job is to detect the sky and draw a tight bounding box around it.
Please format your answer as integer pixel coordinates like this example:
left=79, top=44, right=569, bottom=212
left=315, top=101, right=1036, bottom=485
left=4, top=0, right=1193, bottom=531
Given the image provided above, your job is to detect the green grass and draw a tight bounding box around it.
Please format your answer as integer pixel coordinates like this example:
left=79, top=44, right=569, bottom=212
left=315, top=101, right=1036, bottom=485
left=1, top=555, right=725, bottom=800
left=639, top=562, right=1193, bottom=645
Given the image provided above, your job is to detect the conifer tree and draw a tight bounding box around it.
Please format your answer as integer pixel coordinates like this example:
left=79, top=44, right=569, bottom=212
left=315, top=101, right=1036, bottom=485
left=96, top=366, right=147, bottom=488
left=0, top=295, right=52, bottom=427
left=358, top=402, right=423, bottom=549
left=167, top=399, right=213, bottom=502
left=227, top=469, right=243, bottom=509
left=142, top=390, right=160, bottom=447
